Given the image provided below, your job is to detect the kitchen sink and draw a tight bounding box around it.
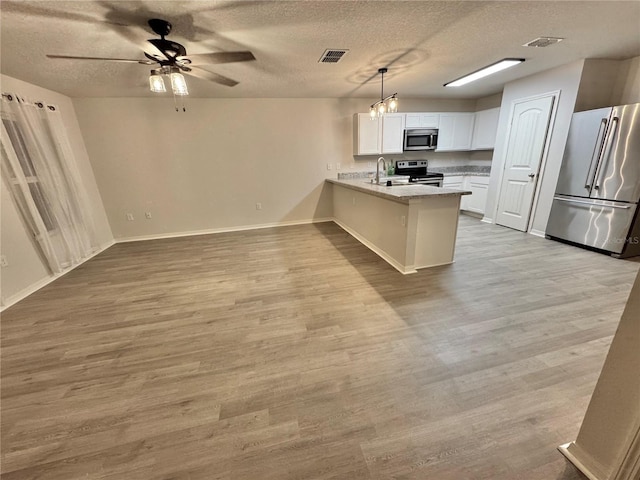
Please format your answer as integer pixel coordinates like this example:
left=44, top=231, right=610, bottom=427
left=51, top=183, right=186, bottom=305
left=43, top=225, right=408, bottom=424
left=365, top=176, right=411, bottom=186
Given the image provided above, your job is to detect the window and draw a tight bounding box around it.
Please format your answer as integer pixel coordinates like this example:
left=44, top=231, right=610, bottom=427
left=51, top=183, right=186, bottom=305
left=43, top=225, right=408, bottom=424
left=1, top=94, right=96, bottom=274
left=1, top=116, right=57, bottom=232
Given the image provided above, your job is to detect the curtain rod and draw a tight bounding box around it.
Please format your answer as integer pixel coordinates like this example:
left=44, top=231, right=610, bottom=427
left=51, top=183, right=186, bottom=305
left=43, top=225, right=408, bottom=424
left=1, top=93, right=56, bottom=110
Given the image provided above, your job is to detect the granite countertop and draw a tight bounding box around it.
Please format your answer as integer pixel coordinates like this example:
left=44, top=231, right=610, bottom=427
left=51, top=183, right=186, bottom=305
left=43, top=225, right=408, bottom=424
left=327, top=178, right=471, bottom=203
left=429, top=166, right=491, bottom=177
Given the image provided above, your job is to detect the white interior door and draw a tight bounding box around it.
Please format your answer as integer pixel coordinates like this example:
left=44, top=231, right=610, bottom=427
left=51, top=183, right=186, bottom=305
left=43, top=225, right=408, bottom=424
left=496, top=96, right=554, bottom=231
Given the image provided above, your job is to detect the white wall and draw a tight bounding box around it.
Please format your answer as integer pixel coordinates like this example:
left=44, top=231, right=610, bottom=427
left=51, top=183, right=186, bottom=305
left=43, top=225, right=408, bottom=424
left=0, top=74, right=113, bottom=307
left=73, top=97, right=343, bottom=240
left=575, top=56, right=640, bottom=111
left=73, top=96, right=478, bottom=240
left=614, top=56, right=640, bottom=105
left=484, top=60, right=585, bottom=232
left=561, top=268, right=640, bottom=479
left=574, top=59, right=623, bottom=112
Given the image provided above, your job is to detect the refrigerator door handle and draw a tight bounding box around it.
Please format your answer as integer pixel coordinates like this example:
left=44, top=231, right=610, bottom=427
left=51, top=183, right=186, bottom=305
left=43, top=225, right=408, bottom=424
left=585, top=118, right=608, bottom=190
left=593, top=116, right=619, bottom=191
left=553, top=196, right=631, bottom=209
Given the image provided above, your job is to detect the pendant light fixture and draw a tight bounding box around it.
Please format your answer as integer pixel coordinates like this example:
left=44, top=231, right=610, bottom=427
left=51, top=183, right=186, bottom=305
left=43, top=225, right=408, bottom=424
left=369, top=67, right=398, bottom=119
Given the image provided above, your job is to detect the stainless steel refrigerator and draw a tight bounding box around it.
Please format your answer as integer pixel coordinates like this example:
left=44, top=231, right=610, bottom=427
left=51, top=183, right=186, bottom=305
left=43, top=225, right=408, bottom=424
left=546, top=103, right=640, bottom=257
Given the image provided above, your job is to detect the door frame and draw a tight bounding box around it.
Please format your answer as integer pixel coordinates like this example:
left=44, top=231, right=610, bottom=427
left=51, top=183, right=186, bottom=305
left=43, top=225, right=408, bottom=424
left=492, top=90, right=561, bottom=234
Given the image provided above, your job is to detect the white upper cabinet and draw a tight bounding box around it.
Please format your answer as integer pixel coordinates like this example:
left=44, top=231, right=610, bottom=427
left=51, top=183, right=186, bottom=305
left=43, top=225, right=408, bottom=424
left=405, top=113, right=440, bottom=129
left=471, top=108, right=500, bottom=150
left=381, top=113, right=405, bottom=154
left=355, top=109, right=500, bottom=155
left=436, top=113, right=475, bottom=151
left=353, top=113, right=405, bottom=155
left=353, top=113, right=380, bottom=155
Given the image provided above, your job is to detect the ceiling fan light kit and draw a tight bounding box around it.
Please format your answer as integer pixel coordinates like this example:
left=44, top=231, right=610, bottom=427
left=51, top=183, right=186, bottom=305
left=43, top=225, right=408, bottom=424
left=46, top=18, right=256, bottom=109
left=149, top=66, right=188, bottom=96
left=369, top=68, right=398, bottom=119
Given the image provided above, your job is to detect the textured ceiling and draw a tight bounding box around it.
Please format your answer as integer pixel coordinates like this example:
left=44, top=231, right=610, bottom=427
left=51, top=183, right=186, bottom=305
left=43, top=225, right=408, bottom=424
left=1, top=1, right=639, bottom=99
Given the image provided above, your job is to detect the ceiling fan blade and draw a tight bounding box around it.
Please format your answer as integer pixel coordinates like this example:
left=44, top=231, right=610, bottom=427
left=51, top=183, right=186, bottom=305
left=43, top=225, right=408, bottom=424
left=47, top=54, right=154, bottom=65
left=185, top=51, right=256, bottom=65
left=187, top=67, right=239, bottom=87
left=2, top=2, right=128, bottom=27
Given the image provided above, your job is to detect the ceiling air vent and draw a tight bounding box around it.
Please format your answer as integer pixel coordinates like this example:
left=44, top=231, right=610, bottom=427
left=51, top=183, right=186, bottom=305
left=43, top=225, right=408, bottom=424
left=523, top=37, right=564, bottom=48
left=319, top=49, right=349, bottom=63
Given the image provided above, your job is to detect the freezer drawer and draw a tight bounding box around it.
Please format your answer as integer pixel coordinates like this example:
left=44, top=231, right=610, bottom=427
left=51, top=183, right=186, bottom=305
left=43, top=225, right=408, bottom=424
left=546, top=196, right=638, bottom=254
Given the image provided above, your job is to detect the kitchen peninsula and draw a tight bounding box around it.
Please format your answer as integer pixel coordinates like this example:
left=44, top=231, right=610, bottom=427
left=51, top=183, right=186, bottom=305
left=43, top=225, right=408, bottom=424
left=327, top=179, right=471, bottom=274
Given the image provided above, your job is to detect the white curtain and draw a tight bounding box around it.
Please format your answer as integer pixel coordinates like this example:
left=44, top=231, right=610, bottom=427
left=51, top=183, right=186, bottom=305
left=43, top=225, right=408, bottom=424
left=1, top=93, right=97, bottom=274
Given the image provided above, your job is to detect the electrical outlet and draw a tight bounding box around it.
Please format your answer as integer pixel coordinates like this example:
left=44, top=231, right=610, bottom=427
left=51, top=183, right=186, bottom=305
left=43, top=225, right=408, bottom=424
left=256, top=202, right=262, bottom=210
left=145, top=212, right=152, bottom=219
left=336, top=163, right=341, bottom=170
left=0, top=255, right=8, bottom=267
left=401, top=215, right=406, bottom=227
left=126, top=213, right=134, bottom=221
left=367, top=162, right=373, bottom=168
left=326, top=163, right=332, bottom=171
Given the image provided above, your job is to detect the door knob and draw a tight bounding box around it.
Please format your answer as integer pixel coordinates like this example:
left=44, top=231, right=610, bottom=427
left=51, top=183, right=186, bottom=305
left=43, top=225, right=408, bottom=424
left=528, top=173, right=536, bottom=178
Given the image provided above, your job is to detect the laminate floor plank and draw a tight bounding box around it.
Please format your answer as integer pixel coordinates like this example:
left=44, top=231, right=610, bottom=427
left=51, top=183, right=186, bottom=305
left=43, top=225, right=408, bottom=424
left=2, top=216, right=638, bottom=479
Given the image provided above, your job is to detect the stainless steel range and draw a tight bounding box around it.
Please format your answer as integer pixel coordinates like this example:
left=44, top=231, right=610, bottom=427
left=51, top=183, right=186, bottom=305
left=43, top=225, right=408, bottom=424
left=395, top=160, right=444, bottom=187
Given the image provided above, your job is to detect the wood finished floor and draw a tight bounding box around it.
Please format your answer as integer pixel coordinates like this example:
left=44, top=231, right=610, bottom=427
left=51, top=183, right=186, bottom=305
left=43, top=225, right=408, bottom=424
left=2, top=216, right=639, bottom=480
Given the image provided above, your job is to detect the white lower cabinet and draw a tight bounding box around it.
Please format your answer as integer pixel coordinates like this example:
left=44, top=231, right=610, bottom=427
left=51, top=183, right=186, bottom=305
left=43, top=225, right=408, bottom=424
left=461, top=176, right=489, bottom=214
left=442, top=175, right=464, bottom=189
left=442, top=175, right=489, bottom=214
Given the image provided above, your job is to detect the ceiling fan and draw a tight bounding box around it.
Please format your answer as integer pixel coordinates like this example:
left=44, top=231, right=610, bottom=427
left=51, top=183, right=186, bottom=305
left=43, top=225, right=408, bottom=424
left=46, top=18, right=256, bottom=88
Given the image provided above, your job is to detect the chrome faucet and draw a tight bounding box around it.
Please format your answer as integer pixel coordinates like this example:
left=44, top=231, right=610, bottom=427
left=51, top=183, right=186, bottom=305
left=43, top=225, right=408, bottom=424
left=375, top=156, right=387, bottom=184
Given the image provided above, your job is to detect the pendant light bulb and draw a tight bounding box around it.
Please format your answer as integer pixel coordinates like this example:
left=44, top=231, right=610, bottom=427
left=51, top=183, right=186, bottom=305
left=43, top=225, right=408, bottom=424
left=377, top=102, right=386, bottom=116
left=388, top=96, right=398, bottom=113
left=370, top=106, right=377, bottom=120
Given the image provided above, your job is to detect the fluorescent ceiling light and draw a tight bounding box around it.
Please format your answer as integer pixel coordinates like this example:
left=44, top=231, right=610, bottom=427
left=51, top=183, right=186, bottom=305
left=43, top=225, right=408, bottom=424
left=444, top=58, right=525, bottom=87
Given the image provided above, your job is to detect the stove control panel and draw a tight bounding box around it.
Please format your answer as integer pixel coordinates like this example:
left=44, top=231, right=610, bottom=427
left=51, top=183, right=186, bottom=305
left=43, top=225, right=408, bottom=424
left=396, top=160, right=428, bottom=169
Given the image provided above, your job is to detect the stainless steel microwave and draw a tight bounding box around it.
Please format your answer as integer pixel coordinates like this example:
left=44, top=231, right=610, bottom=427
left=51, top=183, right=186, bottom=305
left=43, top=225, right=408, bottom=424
left=403, top=128, right=438, bottom=151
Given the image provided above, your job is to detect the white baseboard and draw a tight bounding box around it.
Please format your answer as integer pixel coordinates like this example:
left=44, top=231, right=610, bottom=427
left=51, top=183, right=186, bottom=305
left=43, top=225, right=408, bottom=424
left=529, top=228, right=547, bottom=238
left=116, top=217, right=334, bottom=243
left=332, top=219, right=416, bottom=274
left=558, top=442, right=607, bottom=480
left=0, top=239, right=116, bottom=312
left=481, top=216, right=493, bottom=224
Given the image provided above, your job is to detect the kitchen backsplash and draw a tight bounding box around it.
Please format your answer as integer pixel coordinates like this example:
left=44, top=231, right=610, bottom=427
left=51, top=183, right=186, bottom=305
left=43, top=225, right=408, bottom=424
left=429, top=165, right=491, bottom=176
left=337, top=164, right=491, bottom=180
